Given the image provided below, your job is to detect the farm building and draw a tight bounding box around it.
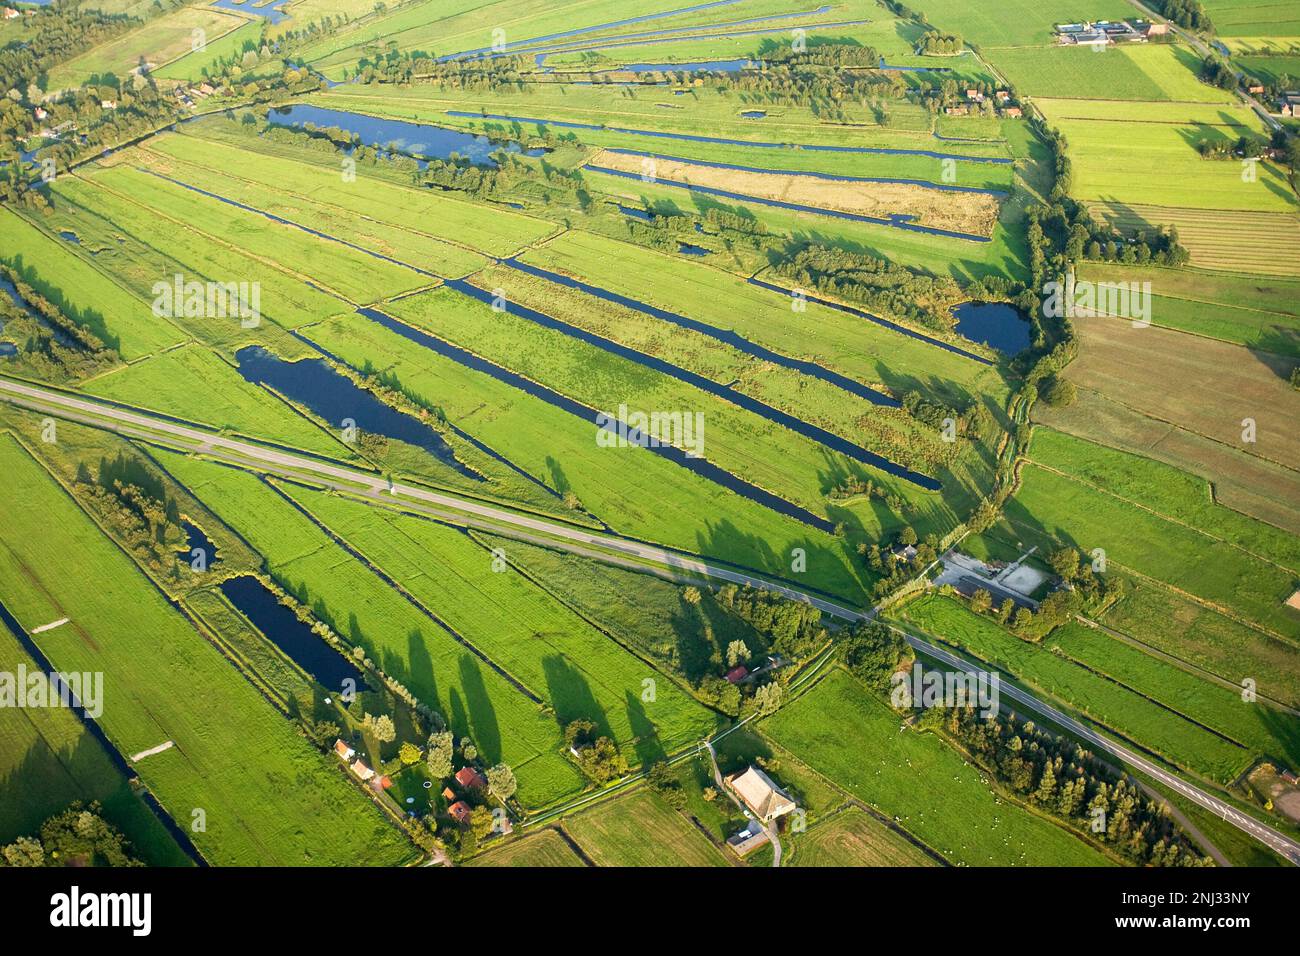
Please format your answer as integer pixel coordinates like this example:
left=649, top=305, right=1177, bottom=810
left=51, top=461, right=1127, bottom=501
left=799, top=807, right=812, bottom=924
left=1279, top=94, right=1300, bottom=117
left=350, top=759, right=375, bottom=782
left=727, top=766, right=796, bottom=822
left=726, top=820, right=770, bottom=857
left=725, top=665, right=748, bottom=684
left=455, top=766, right=488, bottom=790
left=333, top=739, right=355, bottom=761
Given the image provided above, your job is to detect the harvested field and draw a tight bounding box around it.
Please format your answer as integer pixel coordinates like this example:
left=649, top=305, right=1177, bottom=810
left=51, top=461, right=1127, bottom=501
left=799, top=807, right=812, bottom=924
left=1065, top=314, right=1300, bottom=474
left=589, top=149, right=1002, bottom=237
left=1089, top=203, right=1300, bottom=277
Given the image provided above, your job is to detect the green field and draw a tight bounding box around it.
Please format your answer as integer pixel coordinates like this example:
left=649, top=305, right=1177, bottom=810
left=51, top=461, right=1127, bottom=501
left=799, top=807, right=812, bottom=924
left=0, top=623, right=190, bottom=866
left=562, top=787, right=732, bottom=866
left=1201, top=0, right=1300, bottom=37
left=149, top=124, right=560, bottom=257
left=788, top=806, right=937, bottom=866
left=83, top=344, right=354, bottom=459
left=1080, top=263, right=1300, bottom=356
left=151, top=450, right=585, bottom=808
left=1009, top=429, right=1300, bottom=641
left=1100, top=582, right=1300, bottom=710
left=279, top=485, right=723, bottom=758
left=0, top=207, right=185, bottom=361
left=300, top=307, right=871, bottom=601
left=465, top=827, right=588, bottom=866
left=990, top=43, right=1234, bottom=102
left=1050, top=621, right=1300, bottom=770
left=899, top=594, right=1259, bottom=783
left=1036, top=99, right=1297, bottom=214
left=0, top=433, right=414, bottom=866
left=763, top=669, right=1112, bottom=866
left=384, top=281, right=932, bottom=524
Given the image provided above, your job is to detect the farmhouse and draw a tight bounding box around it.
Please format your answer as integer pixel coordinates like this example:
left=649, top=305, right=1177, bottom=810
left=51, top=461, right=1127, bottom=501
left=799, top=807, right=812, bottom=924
left=333, top=739, right=355, bottom=761
left=1279, top=93, right=1300, bottom=117
left=350, top=759, right=375, bottom=782
left=448, top=800, right=472, bottom=825
left=2, top=7, right=17, bottom=19
left=455, top=766, right=488, bottom=790
left=1002, top=106, right=1023, bottom=118
left=725, top=665, right=748, bottom=684
left=727, top=766, right=796, bottom=822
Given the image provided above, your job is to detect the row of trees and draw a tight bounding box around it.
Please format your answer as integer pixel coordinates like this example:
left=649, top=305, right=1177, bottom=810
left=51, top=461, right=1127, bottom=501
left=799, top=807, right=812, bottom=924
left=918, top=33, right=963, bottom=55
left=948, top=708, right=1210, bottom=866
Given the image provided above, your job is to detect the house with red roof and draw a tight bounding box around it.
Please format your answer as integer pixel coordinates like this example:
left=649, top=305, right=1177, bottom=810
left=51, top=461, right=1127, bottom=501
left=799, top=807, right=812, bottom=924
left=448, top=800, right=472, bottom=825
left=455, top=766, right=488, bottom=790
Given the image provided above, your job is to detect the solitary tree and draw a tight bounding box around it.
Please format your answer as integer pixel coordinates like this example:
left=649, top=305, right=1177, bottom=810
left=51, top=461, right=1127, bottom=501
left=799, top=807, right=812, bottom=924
left=426, top=731, right=454, bottom=778
left=486, top=763, right=517, bottom=802
left=726, top=640, right=749, bottom=668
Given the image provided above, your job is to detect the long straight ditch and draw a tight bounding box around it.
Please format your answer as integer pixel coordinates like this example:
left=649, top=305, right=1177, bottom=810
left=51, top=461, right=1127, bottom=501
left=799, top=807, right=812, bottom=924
left=347, top=306, right=839, bottom=532
left=502, top=256, right=899, bottom=405
left=446, top=277, right=941, bottom=490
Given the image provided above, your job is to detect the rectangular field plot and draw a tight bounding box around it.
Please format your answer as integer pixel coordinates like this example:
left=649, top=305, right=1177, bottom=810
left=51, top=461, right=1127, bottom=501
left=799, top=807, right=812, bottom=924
left=83, top=344, right=354, bottom=460
left=788, top=807, right=937, bottom=867
left=899, top=595, right=1258, bottom=783
left=0, top=434, right=413, bottom=866
left=989, top=43, right=1234, bottom=102
left=1036, top=99, right=1297, bottom=215
left=152, top=451, right=585, bottom=808
left=280, top=485, right=724, bottom=758
left=149, top=125, right=559, bottom=258
left=562, top=788, right=732, bottom=866
left=0, top=208, right=184, bottom=361
left=299, top=308, right=871, bottom=602
left=465, top=827, right=588, bottom=866
left=0, top=623, right=190, bottom=866
left=1010, top=427, right=1300, bottom=641
left=763, top=669, right=1112, bottom=866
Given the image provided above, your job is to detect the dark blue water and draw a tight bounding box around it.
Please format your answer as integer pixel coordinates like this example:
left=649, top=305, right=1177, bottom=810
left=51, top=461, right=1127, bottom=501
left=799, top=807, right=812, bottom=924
left=447, top=110, right=1014, bottom=164
left=440, top=0, right=745, bottom=60
left=747, top=276, right=992, bottom=365
left=266, top=104, right=544, bottom=166
left=603, top=147, right=1009, bottom=196
left=210, top=0, right=288, bottom=24
left=740, top=110, right=766, bottom=118
left=618, top=204, right=653, bottom=221
left=233, top=346, right=481, bottom=479
left=587, top=164, right=992, bottom=242
left=178, top=519, right=219, bottom=569
left=678, top=242, right=710, bottom=255
left=352, top=304, right=838, bottom=530
left=952, top=301, right=1030, bottom=355
left=219, top=576, right=370, bottom=693
left=0, top=277, right=74, bottom=346
left=0, top=343, right=16, bottom=358
left=443, top=278, right=940, bottom=490
left=58, top=231, right=81, bottom=243
left=504, top=257, right=900, bottom=404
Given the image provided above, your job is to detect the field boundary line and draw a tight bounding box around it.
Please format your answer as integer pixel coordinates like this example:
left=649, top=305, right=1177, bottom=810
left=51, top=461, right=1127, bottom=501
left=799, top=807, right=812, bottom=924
left=1025, top=457, right=1300, bottom=576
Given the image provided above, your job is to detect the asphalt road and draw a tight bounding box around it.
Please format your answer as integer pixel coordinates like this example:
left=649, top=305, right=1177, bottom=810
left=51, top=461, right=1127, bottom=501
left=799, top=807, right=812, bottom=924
left=4, top=375, right=1298, bottom=865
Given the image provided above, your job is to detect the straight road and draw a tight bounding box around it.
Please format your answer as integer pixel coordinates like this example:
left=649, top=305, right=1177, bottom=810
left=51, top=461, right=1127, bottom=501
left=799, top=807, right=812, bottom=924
left=4, top=374, right=1298, bottom=864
